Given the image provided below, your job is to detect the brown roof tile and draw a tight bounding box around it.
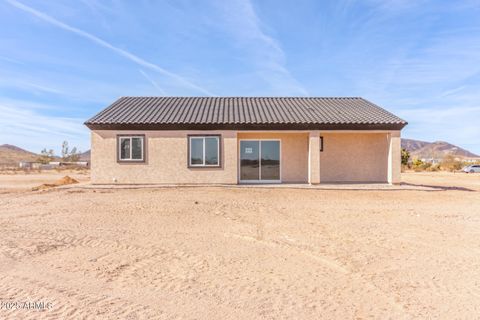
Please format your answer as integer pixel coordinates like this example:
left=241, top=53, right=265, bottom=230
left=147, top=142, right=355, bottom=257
left=85, top=97, right=407, bottom=130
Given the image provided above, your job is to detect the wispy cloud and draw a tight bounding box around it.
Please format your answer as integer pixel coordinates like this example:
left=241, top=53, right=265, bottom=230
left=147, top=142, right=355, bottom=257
left=213, top=0, right=308, bottom=96
left=0, top=54, right=25, bottom=65
left=2, top=0, right=480, bottom=155
left=0, top=102, right=89, bottom=153
left=139, top=69, right=166, bottom=95
left=0, top=97, right=61, bottom=111
left=0, top=78, right=65, bottom=95
left=0, top=72, right=124, bottom=104
left=79, top=0, right=112, bottom=31
left=398, top=105, right=480, bottom=152
left=440, top=86, right=466, bottom=97
left=6, top=0, right=214, bottom=96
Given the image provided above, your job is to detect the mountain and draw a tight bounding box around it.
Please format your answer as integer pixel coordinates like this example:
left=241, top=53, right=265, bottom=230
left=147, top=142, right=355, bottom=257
left=402, top=139, right=479, bottom=159
left=79, top=150, right=90, bottom=161
left=0, top=144, right=91, bottom=167
left=2, top=138, right=477, bottom=166
left=0, top=144, right=39, bottom=166
left=401, top=139, right=430, bottom=153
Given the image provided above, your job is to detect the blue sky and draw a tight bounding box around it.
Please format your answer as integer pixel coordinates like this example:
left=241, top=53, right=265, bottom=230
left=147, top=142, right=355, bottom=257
left=1, top=0, right=480, bottom=154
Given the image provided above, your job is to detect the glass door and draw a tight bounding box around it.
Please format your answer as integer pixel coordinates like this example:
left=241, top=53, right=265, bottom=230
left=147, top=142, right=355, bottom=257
left=240, top=141, right=260, bottom=181
left=240, top=140, right=280, bottom=182
left=260, top=140, right=280, bottom=181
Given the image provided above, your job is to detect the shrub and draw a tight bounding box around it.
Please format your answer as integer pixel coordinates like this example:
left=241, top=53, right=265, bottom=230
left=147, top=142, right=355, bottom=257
left=37, top=148, right=55, bottom=164
left=412, top=159, right=441, bottom=172
left=440, top=155, right=464, bottom=172
left=401, top=148, right=410, bottom=166
left=61, top=141, right=81, bottom=162
left=412, top=159, right=432, bottom=172
left=412, top=159, right=421, bottom=166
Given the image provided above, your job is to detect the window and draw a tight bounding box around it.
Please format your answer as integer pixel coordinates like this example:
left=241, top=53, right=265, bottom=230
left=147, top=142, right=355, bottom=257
left=118, top=136, right=144, bottom=161
left=188, top=135, right=220, bottom=167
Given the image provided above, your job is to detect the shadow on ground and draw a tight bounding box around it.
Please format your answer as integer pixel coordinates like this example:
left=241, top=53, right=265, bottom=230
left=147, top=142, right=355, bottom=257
left=400, top=182, right=475, bottom=192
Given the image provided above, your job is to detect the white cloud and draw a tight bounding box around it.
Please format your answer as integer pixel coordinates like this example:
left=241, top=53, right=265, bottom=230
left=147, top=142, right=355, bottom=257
left=0, top=55, right=25, bottom=65
left=0, top=78, right=66, bottom=95
left=213, top=0, right=308, bottom=96
left=440, top=86, right=466, bottom=98
left=398, top=105, right=480, bottom=154
left=0, top=102, right=89, bottom=154
left=139, top=70, right=166, bottom=96
left=6, top=0, right=214, bottom=96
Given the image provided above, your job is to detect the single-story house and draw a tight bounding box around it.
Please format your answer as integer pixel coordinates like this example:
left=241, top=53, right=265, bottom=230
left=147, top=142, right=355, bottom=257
left=85, top=97, right=407, bottom=185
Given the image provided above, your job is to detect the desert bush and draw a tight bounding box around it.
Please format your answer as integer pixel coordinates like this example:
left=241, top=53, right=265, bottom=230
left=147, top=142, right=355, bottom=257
left=440, top=155, right=464, bottom=172
left=401, top=148, right=411, bottom=172
left=426, top=164, right=440, bottom=172
left=412, top=159, right=423, bottom=167
left=412, top=159, right=432, bottom=172
left=38, top=148, right=55, bottom=164
left=401, top=148, right=410, bottom=166
left=61, top=141, right=81, bottom=162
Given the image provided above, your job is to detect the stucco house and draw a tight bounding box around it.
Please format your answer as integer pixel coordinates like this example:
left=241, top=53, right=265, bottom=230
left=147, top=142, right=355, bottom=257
left=85, top=97, right=407, bottom=185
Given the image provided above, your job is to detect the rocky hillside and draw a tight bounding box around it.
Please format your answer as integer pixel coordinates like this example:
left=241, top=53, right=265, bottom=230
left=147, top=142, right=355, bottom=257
left=79, top=150, right=90, bottom=161
left=0, top=144, right=39, bottom=166
left=402, top=139, right=479, bottom=159
left=0, top=144, right=91, bottom=167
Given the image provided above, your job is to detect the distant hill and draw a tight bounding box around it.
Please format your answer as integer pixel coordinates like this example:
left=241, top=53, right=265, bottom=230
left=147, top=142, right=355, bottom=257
left=0, top=144, right=91, bottom=167
left=0, top=144, right=39, bottom=166
left=79, top=150, right=90, bottom=161
left=2, top=139, right=477, bottom=166
left=402, top=139, right=479, bottom=159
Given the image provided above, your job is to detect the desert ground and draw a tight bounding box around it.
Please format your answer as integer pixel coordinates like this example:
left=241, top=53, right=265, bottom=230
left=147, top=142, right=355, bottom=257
left=0, top=171, right=479, bottom=319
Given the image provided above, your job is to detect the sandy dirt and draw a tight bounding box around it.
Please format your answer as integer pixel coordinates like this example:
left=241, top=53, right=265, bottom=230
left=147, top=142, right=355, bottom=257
left=0, top=172, right=479, bottom=319
left=0, top=170, right=89, bottom=193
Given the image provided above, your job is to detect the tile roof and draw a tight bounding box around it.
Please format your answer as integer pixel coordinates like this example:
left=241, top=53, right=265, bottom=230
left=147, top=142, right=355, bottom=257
left=85, top=97, right=407, bottom=130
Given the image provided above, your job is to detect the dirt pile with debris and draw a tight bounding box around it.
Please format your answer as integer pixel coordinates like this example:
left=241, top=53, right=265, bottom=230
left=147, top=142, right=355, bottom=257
left=32, top=175, right=79, bottom=191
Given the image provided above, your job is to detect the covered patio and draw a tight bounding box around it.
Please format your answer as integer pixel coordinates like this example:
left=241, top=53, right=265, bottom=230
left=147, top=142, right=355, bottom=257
left=237, top=130, right=401, bottom=184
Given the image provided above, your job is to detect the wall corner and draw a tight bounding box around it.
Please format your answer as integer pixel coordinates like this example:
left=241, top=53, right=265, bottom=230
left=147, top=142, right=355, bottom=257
left=388, top=131, right=401, bottom=185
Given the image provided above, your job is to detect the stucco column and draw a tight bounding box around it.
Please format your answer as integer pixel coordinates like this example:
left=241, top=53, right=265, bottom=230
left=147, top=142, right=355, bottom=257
left=388, top=131, right=401, bottom=184
left=308, top=131, right=321, bottom=184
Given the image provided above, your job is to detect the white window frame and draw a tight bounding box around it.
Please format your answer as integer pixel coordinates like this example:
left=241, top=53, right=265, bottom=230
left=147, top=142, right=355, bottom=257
left=118, top=135, right=144, bottom=161
left=188, top=136, right=220, bottom=167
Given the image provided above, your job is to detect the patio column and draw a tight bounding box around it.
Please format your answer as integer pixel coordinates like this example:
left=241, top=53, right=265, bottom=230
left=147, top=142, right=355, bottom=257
left=388, top=131, right=401, bottom=184
left=308, top=131, right=321, bottom=184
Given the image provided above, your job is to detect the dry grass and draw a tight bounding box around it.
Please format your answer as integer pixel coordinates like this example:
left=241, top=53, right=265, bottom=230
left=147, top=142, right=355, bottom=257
left=0, top=172, right=479, bottom=319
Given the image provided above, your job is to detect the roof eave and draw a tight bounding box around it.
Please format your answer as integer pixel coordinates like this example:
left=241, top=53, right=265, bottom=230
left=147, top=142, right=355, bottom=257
left=84, top=122, right=407, bottom=131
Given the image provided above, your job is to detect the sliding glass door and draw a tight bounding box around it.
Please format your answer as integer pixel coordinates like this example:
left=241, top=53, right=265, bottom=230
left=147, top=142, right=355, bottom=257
left=240, top=141, right=260, bottom=181
left=240, top=140, right=280, bottom=182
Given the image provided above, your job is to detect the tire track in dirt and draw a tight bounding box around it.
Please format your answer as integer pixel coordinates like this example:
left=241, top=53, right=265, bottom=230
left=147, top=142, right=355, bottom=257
left=0, top=274, right=161, bottom=319
left=223, top=232, right=410, bottom=318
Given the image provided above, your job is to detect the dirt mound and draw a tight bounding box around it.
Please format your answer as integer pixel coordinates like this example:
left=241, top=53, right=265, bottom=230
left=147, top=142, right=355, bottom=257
left=56, top=175, right=79, bottom=185
left=32, top=175, right=79, bottom=191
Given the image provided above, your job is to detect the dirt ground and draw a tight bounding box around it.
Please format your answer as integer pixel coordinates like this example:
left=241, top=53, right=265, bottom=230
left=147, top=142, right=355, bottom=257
left=0, top=169, right=90, bottom=193
left=0, top=172, right=479, bottom=319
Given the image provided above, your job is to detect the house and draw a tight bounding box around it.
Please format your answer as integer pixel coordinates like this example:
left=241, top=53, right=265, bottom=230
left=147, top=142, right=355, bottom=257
left=85, top=97, right=407, bottom=185
left=49, top=161, right=90, bottom=167
left=419, top=158, right=441, bottom=165
left=464, top=158, right=480, bottom=164
left=19, top=161, right=41, bottom=169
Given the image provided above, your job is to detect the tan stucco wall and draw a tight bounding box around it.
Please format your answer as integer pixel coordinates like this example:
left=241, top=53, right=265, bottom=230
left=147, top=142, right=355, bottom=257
left=91, top=129, right=400, bottom=184
left=91, top=130, right=238, bottom=184
left=237, top=132, right=309, bottom=183
left=388, top=131, right=402, bottom=184
left=319, top=132, right=391, bottom=183
left=308, top=131, right=321, bottom=184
